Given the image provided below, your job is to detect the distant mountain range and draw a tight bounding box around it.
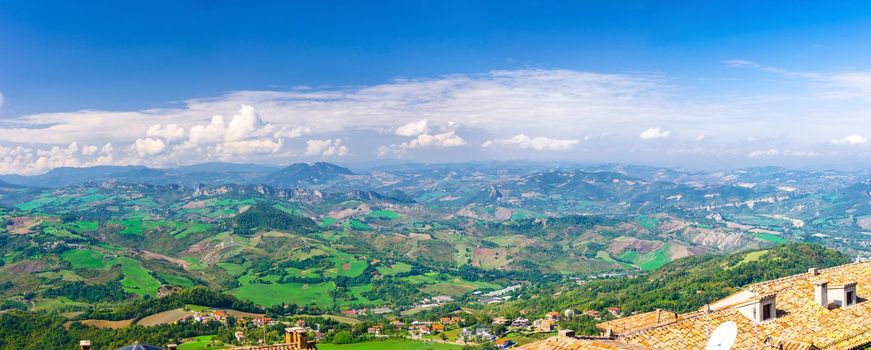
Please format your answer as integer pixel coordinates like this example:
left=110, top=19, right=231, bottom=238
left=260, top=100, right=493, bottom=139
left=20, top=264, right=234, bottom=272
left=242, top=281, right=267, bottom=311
left=0, top=162, right=356, bottom=188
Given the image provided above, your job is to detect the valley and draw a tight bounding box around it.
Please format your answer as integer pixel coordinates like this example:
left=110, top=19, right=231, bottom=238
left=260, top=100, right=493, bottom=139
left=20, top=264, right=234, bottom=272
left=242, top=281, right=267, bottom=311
left=1, top=162, right=870, bottom=349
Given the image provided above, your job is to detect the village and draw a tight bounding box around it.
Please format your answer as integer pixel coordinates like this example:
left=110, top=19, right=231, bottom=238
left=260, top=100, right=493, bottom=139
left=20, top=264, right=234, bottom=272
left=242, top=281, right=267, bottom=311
left=158, top=298, right=625, bottom=349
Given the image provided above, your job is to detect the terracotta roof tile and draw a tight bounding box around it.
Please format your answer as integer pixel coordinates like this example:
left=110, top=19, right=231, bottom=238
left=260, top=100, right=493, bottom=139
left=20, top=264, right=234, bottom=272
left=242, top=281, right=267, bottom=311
left=523, top=261, right=871, bottom=350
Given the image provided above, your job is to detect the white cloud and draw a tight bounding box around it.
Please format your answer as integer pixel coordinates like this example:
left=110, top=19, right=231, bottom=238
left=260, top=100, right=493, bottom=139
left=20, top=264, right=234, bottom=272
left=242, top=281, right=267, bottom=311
left=402, top=131, right=466, bottom=149
left=831, top=134, right=867, bottom=145
left=132, top=138, right=167, bottom=156
left=639, top=127, right=671, bottom=140
left=224, top=105, right=265, bottom=142
left=395, top=120, right=428, bottom=136
left=304, top=139, right=349, bottom=157
left=187, top=116, right=226, bottom=145
left=0, top=142, right=118, bottom=175
left=146, top=124, right=186, bottom=142
left=483, top=134, right=578, bottom=151
left=81, top=145, right=99, bottom=156
left=6, top=67, right=871, bottom=172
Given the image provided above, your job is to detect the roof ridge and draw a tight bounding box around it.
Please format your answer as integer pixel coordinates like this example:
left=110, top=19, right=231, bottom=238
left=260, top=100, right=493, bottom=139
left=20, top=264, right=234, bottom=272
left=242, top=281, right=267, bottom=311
left=617, top=310, right=713, bottom=337
left=746, top=260, right=870, bottom=291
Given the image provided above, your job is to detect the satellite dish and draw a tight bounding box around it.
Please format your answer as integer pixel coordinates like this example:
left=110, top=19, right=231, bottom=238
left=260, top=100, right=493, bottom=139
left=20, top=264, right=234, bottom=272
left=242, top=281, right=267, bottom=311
left=705, top=321, right=737, bottom=350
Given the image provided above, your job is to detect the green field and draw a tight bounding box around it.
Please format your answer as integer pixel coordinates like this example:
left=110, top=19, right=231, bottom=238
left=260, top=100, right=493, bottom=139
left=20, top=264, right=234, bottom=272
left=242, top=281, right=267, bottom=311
left=636, top=215, right=660, bottom=230
left=159, top=273, right=195, bottom=288
left=232, top=281, right=336, bottom=307
left=321, top=217, right=338, bottom=227
left=62, top=249, right=106, bottom=269
left=342, top=220, right=372, bottom=231
left=115, top=257, right=161, bottom=296
left=617, top=244, right=671, bottom=271
left=118, top=219, right=143, bottom=236
left=318, top=339, right=463, bottom=350
left=754, top=233, right=788, bottom=244
left=367, top=209, right=401, bottom=220
left=217, top=262, right=246, bottom=276
left=376, top=262, right=412, bottom=276
left=179, top=335, right=228, bottom=350
left=68, top=221, right=99, bottom=231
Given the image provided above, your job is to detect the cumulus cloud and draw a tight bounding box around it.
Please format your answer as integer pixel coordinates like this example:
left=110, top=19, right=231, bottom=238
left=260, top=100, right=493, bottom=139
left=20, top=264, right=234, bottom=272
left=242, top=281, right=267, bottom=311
left=304, top=139, right=349, bottom=157
left=395, top=120, right=428, bottom=136
left=146, top=124, right=186, bottom=142
left=482, top=134, right=578, bottom=151
left=0, top=142, right=116, bottom=175
left=132, top=138, right=167, bottom=156
left=831, top=134, right=867, bottom=145
left=402, top=131, right=466, bottom=149
left=224, top=105, right=265, bottom=142
left=7, top=67, right=871, bottom=172
left=639, top=127, right=671, bottom=140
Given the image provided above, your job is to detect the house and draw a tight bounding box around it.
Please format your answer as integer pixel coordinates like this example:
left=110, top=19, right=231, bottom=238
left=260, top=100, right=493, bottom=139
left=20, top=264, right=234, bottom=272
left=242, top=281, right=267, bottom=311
left=418, top=325, right=431, bottom=335
left=451, top=316, right=464, bottom=325
left=371, top=307, right=393, bottom=315
left=390, top=320, right=405, bottom=327
left=495, top=338, right=515, bottom=349
left=492, top=317, right=509, bottom=325
left=440, top=317, right=452, bottom=324
left=518, top=262, right=871, bottom=349
left=432, top=323, right=445, bottom=333
left=211, top=310, right=227, bottom=320
left=607, top=307, right=622, bottom=317
left=546, top=311, right=560, bottom=321
left=476, top=327, right=497, bottom=341
left=252, top=317, right=273, bottom=327
left=479, top=297, right=504, bottom=304
left=533, top=319, right=554, bottom=332
left=510, top=317, right=529, bottom=328
left=432, top=295, right=454, bottom=304
left=234, top=331, right=245, bottom=342
left=295, top=319, right=307, bottom=328
left=340, top=309, right=357, bottom=316
left=462, top=327, right=497, bottom=342
left=367, top=325, right=384, bottom=335
left=584, top=310, right=601, bottom=319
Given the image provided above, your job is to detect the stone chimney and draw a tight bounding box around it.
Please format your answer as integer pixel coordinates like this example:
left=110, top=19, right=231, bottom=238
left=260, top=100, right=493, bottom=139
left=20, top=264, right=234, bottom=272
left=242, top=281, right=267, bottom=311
left=80, top=340, right=91, bottom=350
left=285, top=327, right=308, bottom=347
left=813, top=280, right=829, bottom=307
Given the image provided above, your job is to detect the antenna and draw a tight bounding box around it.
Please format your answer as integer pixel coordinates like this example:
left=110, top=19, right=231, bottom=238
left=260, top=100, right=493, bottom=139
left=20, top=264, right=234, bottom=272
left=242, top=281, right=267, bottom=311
left=705, top=321, right=737, bottom=350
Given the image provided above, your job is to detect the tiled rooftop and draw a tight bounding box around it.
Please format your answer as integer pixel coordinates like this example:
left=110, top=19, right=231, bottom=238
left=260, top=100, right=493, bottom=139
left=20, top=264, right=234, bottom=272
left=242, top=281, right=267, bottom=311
left=519, top=260, right=871, bottom=350
left=595, top=310, right=680, bottom=335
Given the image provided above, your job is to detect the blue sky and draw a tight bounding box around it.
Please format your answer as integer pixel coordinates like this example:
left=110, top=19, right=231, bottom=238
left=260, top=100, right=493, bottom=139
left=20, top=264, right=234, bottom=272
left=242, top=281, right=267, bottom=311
left=2, top=1, right=871, bottom=173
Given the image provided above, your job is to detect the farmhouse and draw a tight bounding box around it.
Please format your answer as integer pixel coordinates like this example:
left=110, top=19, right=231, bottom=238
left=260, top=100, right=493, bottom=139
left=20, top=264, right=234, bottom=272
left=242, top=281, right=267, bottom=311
left=518, top=261, right=871, bottom=349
